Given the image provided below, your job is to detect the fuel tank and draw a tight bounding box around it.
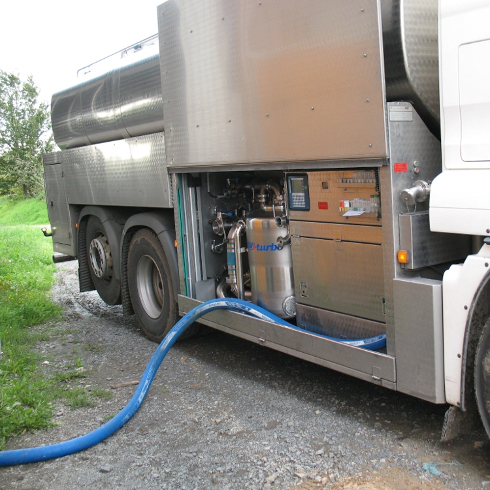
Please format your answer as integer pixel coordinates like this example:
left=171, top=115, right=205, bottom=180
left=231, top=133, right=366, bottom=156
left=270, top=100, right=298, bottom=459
left=246, top=208, right=296, bottom=319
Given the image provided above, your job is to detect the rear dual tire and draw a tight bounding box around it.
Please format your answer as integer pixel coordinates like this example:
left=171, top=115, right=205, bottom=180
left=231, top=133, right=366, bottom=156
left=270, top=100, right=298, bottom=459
left=127, top=229, right=178, bottom=342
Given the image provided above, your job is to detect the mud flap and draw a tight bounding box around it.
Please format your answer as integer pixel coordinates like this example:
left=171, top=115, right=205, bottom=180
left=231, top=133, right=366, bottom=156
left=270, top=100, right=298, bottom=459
left=441, top=405, right=480, bottom=442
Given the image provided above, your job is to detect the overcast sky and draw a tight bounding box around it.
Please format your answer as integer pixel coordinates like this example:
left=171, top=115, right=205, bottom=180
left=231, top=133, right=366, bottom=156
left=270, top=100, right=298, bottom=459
left=1, top=0, right=163, bottom=105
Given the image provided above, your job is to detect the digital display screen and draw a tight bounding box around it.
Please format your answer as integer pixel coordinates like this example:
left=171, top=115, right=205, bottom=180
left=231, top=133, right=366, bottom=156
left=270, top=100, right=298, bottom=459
left=291, top=177, right=304, bottom=194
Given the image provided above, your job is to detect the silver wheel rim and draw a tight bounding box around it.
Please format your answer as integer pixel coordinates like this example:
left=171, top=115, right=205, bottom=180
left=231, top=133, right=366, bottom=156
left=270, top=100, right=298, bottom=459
left=136, top=255, right=164, bottom=319
left=89, top=235, right=113, bottom=279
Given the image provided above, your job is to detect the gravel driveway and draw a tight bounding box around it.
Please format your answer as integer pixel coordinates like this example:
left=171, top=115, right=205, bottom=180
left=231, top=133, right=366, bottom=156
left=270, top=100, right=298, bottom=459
left=0, top=261, right=489, bottom=489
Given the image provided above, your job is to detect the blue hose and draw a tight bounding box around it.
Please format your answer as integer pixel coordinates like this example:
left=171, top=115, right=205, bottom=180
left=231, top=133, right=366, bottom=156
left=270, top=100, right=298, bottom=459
left=0, top=298, right=385, bottom=466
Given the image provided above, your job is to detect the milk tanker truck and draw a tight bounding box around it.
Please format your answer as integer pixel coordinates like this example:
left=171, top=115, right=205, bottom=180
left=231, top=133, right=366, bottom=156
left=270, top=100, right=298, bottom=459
left=42, top=0, right=490, bottom=438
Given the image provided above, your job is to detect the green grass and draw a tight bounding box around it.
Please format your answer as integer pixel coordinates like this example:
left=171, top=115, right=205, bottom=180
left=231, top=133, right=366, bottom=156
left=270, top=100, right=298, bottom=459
left=0, top=195, right=49, bottom=226
left=55, top=368, right=87, bottom=383
left=0, top=223, right=63, bottom=447
left=0, top=198, right=114, bottom=449
left=63, top=388, right=94, bottom=409
left=0, top=222, right=61, bottom=448
left=65, top=386, right=112, bottom=409
left=0, top=226, right=60, bottom=329
left=82, top=344, right=103, bottom=352
left=103, top=412, right=117, bottom=422
left=90, top=387, right=112, bottom=400
left=0, top=198, right=111, bottom=449
left=54, top=364, right=112, bottom=409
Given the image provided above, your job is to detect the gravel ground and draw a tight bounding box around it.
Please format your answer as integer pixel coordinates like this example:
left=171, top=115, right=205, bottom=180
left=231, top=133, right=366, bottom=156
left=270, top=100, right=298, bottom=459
left=1, top=261, right=489, bottom=489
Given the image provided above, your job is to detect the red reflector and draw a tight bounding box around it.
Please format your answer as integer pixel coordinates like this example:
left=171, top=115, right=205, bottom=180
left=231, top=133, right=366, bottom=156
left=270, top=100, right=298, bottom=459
left=318, top=202, right=329, bottom=210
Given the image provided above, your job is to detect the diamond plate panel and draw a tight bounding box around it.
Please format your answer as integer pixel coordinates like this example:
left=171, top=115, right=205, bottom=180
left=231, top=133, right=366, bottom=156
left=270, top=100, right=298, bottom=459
left=159, top=0, right=387, bottom=168
left=62, top=132, right=171, bottom=208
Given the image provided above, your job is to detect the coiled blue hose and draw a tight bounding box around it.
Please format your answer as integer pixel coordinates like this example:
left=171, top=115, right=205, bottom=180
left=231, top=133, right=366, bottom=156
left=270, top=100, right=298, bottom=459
left=0, top=298, right=385, bottom=466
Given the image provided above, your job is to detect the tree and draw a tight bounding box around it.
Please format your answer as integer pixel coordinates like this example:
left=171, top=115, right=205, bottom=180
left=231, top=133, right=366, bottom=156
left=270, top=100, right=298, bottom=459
left=0, top=71, right=54, bottom=197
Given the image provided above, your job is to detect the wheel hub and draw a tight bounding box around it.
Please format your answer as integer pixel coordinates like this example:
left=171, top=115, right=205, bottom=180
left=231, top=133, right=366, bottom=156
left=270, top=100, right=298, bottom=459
left=89, top=236, right=113, bottom=279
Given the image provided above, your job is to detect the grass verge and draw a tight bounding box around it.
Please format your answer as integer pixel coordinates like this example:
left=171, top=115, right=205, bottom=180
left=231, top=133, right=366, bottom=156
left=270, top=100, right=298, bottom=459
left=0, top=195, right=49, bottom=226
left=0, top=199, right=112, bottom=449
left=0, top=224, right=62, bottom=448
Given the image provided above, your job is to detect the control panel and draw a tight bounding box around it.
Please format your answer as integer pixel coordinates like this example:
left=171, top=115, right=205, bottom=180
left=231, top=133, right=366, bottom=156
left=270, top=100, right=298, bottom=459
left=287, top=174, right=310, bottom=211
left=288, top=169, right=382, bottom=225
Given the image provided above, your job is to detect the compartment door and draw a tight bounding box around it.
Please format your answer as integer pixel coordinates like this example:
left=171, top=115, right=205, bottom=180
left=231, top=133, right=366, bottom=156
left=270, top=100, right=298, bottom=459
left=292, top=236, right=385, bottom=323
left=44, top=163, right=72, bottom=247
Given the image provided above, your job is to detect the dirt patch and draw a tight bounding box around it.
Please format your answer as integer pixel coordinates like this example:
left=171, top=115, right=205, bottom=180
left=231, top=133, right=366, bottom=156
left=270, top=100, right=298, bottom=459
left=294, top=466, right=447, bottom=489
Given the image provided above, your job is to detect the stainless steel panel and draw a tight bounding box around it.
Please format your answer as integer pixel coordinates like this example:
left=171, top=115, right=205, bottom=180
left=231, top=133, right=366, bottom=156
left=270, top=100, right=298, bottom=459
left=290, top=221, right=382, bottom=245
left=195, top=279, right=216, bottom=302
left=52, top=38, right=163, bottom=150
left=167, top=158, right=387, bottom=174
left=393, top=277, right=444, bottom=403
left=179, top=295, right=396, bottom=385
left=399, top=212, right=471, bottom=269
left=381, top=0, right=439, bottom=134
left=380, top=101, right=442, bottom=355
left=159, top=0, right=388, bottom=168
left=61, top=132, right=171, bottom=208
left=43, top=156, right=72, bottom=249
left=264, top=342, right=396, bottom=391
left=296, top=304, right=385, bottom=340
left=291, top=236, right=385, bottom=323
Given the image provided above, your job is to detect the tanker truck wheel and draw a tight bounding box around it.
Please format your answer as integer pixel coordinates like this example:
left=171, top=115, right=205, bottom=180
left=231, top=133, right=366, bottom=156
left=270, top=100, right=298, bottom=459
left=475, top=318, right=490, bottom=438
left=86, top=216, right=121, bottom=305
left=127, top=229, right=178, bottom=342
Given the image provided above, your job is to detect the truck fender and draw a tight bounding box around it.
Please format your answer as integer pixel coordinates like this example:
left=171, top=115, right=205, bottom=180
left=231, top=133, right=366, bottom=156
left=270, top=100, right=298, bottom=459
left=443, top=244, right=490, bottom=409
left=120, top=211, right=178, bottom=317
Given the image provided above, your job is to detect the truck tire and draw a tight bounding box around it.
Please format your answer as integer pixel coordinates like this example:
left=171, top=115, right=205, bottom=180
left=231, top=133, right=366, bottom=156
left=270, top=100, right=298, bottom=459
left=86, top=216, right=121, bottom=305
left=475, top=318, right=490, bottom=438
left=127, top=229, right=178, bottom=342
